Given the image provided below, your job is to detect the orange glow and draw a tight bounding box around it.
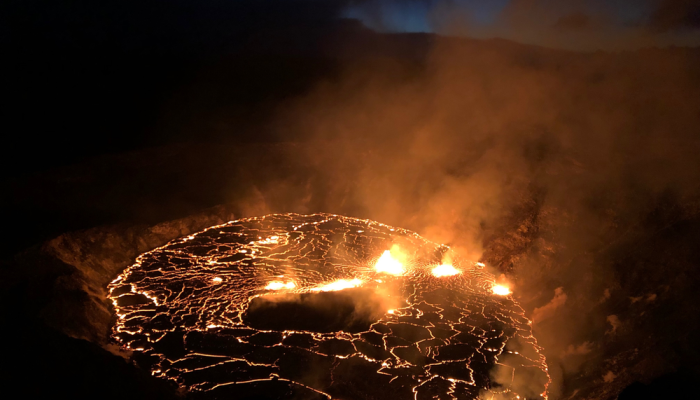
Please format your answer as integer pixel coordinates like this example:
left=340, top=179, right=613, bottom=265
left=375, top=250, right=404, bottom=275
left=311, top=278, right=363, bottom=292
left=265, top=281, right=296, bottom=290
left=212, top=277, right=223, bottom=283
left=259, top=235, right=280, bottom=244
left=432, top=264, right=460, bottom=277
left=492, top=284, right=511, bottom=296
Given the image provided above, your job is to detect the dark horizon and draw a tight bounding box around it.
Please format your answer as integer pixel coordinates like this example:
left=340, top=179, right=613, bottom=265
left=3, top=1, right=700, bottom=180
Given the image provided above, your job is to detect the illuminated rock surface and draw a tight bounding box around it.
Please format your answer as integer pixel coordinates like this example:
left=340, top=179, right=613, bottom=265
left=108, top=213, right=549, bottom=399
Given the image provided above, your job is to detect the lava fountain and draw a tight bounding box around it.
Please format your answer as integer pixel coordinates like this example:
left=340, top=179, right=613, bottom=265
left=108, top=213, right=549, bottom=399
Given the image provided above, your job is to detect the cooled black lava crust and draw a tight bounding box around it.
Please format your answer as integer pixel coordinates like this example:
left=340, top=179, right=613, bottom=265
left=108, top=213, right=550, bottom=399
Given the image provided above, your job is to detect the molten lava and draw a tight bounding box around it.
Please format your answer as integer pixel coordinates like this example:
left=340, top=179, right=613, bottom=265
left=492, top=284, right=511, bottom=296
left=265, top=281, right=296, bottom=290
left=374, top=249, right=405, bottom=275
left=432, top=264, right=460, bottom=277
left=108, top=213, right=549, bottom=399
left=311, top=278, right=363, bottom=292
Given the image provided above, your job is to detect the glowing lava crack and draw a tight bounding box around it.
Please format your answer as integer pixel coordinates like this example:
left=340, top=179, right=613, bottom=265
left=108, top=213, right=550, bottom=399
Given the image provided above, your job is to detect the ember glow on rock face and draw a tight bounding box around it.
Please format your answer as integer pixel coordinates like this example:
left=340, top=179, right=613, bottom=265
left=108, top=213, right=549, bottom=399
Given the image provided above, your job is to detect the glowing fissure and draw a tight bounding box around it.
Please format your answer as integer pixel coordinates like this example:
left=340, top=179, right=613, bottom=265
left=310, top=278, right=363, bottom=292
left=108, top=213, right=549, bottom=399
left=265, top=281, right=296, bottom=290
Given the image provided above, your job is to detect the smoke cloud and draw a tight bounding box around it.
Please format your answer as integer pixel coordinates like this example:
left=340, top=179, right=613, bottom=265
left=249, top=14, right=700, bottom=396
left=532, top=287, right=567, bottom=323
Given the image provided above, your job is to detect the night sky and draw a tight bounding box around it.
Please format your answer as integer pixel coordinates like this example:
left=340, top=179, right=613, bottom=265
left=1, top=0, right=696, bottom=183
left=344, top=0, right=700, bottom=48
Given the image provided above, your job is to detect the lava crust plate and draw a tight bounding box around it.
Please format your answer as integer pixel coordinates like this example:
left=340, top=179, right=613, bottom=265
left=108, top=213, right=550, bottom=399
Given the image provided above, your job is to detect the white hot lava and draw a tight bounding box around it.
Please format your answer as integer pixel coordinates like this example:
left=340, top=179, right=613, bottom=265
left=265, top=281, right=296, bottom=290
left=311, top=278, right=363, bottom=292
left=432, top=264, right=460, bottom=277
left=492, top=284, right=511, bottom=296
left=375, top=250, right=405, bottom=275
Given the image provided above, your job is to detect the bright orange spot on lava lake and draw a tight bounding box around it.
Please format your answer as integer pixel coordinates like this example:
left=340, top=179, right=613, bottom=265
left=432, top=264, right=460, bottom=277
left=375, top=250, right=404, bottom=275
left=265, top=281, right=296, bottom=290
left=492, top=284, right=511, bottom=296
left=311, top=278, right=363, bottom=292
